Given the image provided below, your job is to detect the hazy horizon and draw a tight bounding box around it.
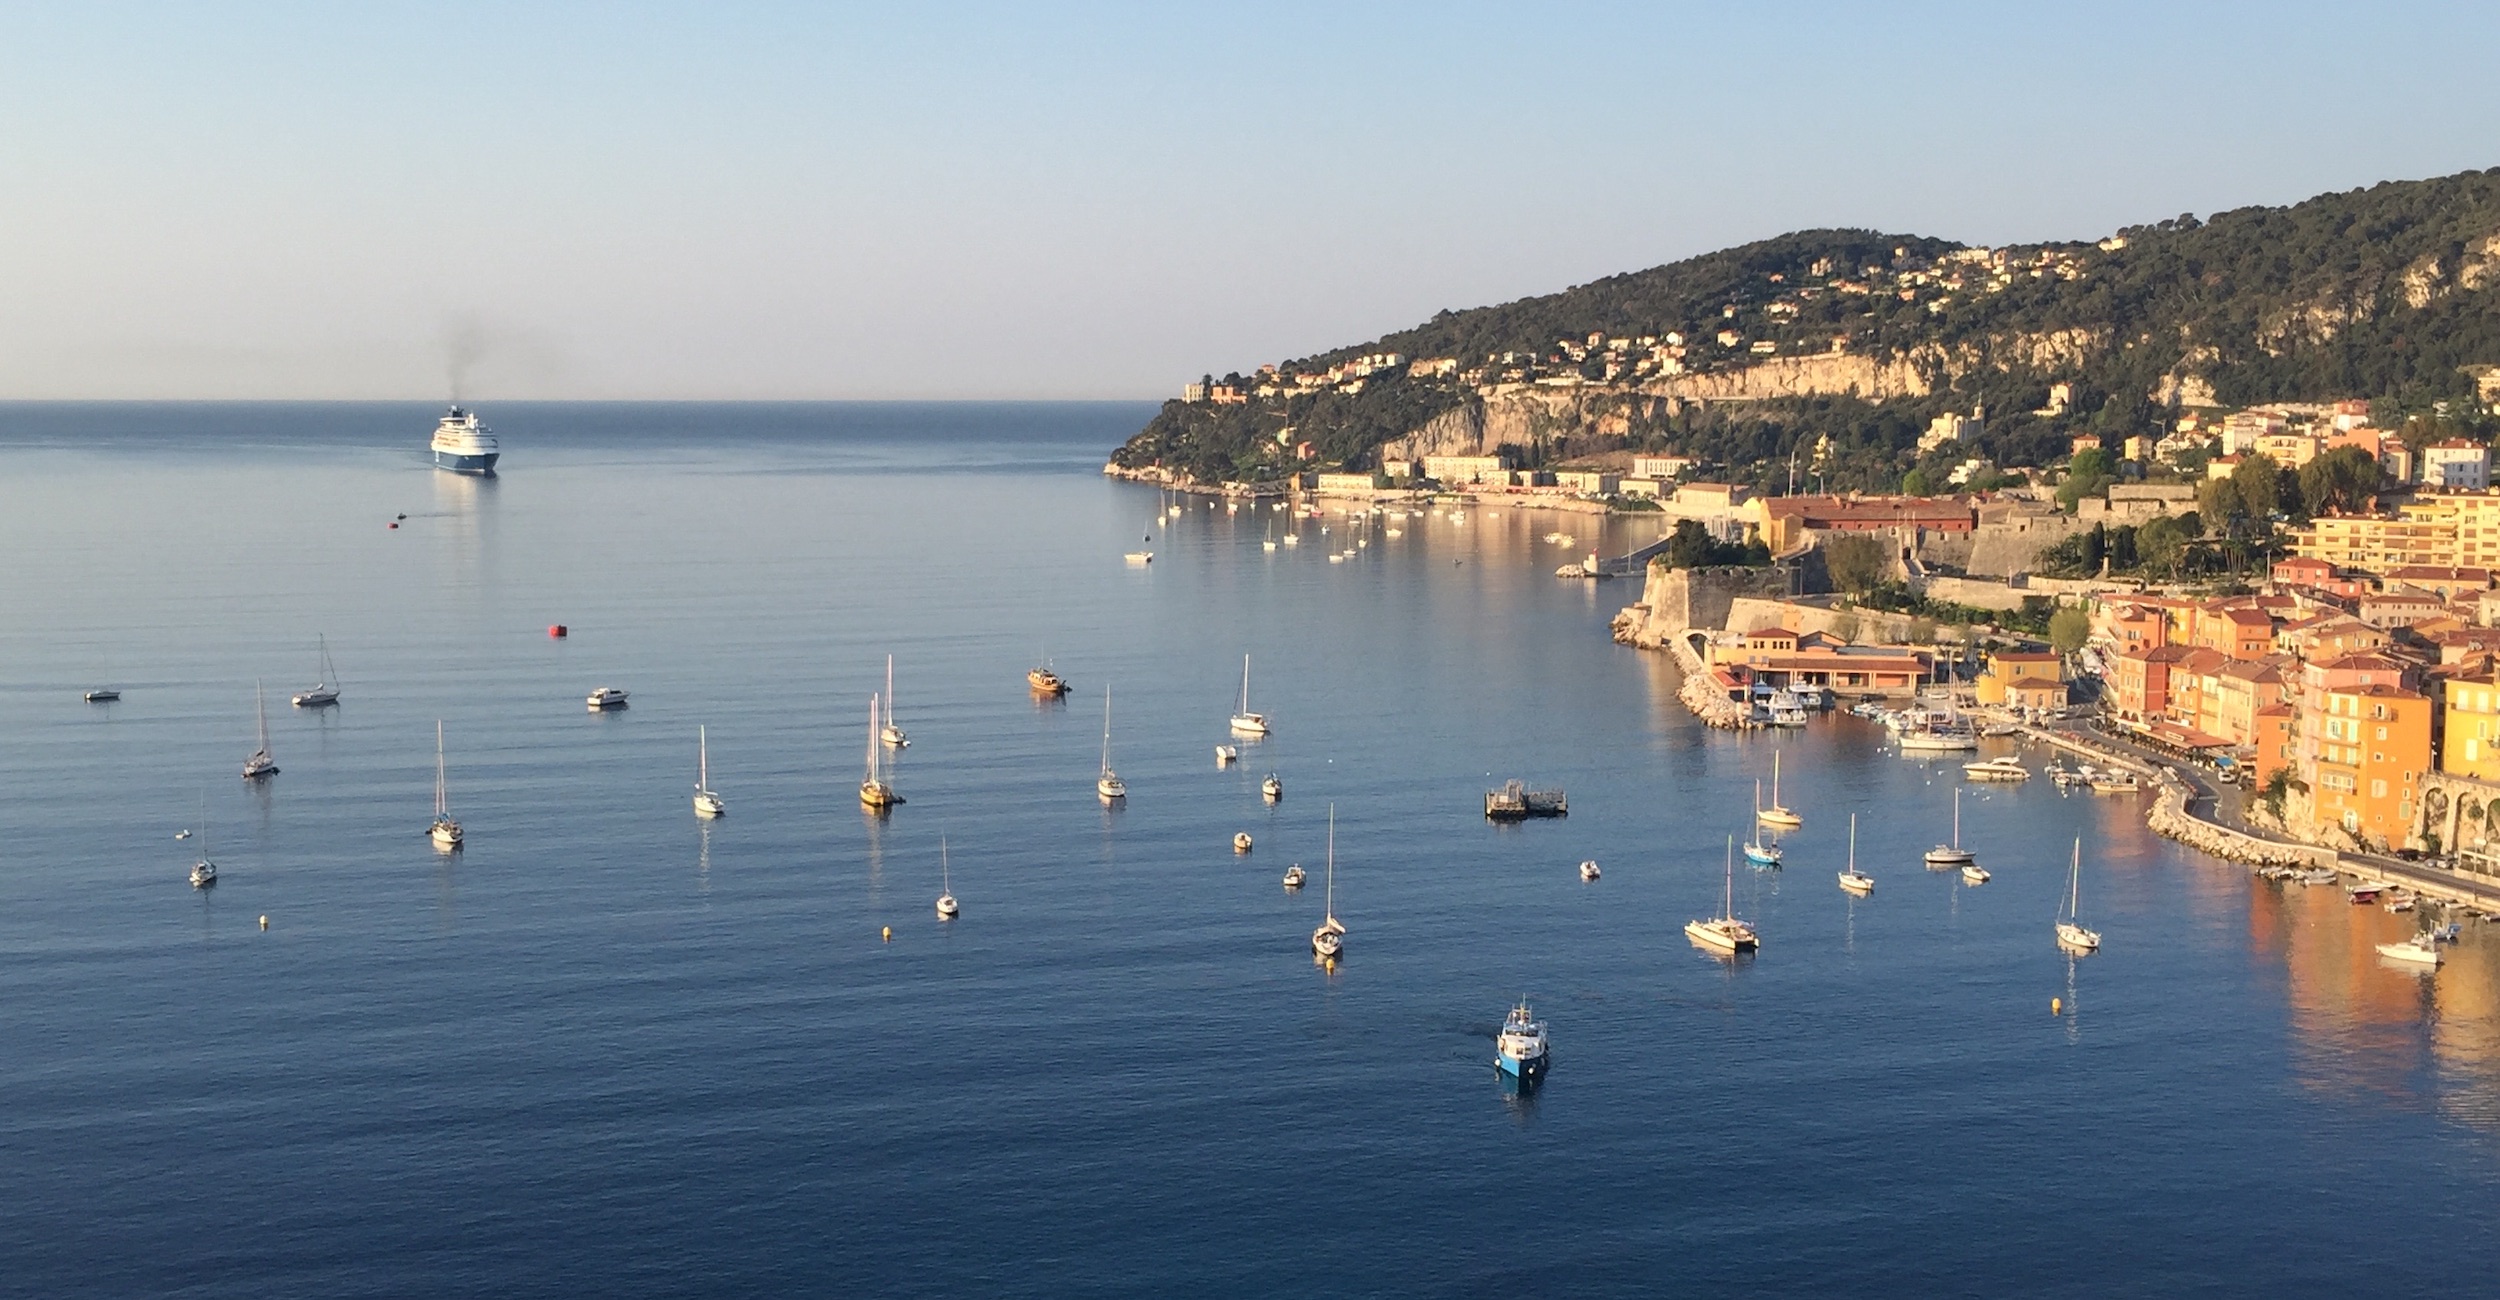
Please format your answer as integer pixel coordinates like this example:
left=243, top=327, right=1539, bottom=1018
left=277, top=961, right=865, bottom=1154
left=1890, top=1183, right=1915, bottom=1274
left=6, top=2, right=2499, bottom=401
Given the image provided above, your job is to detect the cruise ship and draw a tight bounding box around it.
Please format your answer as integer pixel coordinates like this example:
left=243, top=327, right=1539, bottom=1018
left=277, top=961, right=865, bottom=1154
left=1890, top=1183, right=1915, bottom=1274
left=430, top=405, right=500, bottom=474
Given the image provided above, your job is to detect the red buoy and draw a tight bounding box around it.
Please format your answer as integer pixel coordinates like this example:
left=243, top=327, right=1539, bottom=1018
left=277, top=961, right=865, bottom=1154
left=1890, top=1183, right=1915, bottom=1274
left=388, top=522, right=399, bottom=529
left=548, top=624, right=568, bottom=638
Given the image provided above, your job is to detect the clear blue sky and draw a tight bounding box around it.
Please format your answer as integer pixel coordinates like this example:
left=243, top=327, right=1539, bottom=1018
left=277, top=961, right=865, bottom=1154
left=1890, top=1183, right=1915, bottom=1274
left=3, top=1, right=2496, bottom=399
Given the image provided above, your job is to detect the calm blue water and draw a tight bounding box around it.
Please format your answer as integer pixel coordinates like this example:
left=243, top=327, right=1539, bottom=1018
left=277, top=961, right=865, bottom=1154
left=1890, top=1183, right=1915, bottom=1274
left=2, top=402, right=2495, bottom=1296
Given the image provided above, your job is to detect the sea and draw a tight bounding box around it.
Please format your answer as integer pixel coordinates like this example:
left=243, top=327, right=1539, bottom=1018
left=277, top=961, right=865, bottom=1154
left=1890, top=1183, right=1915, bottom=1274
left=1, top=402, right=2495, bottom=1296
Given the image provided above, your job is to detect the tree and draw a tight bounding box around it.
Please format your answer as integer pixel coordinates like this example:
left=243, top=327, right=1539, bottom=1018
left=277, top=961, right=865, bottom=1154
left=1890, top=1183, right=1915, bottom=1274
left=1824, top=533, right=1890, bottom=595
left=1901, top=468, right=1933, bottom=496
left=1663, top=519, right=1718, bottom=569
left=2055, top=447, right=2114, bottom=512
left=2198, top=475, right=2251, bottom=536
left=2231, top=452, right=2293, bottom=521
left=2048, top=607, right=2091, bottom=654
left=2299, top=445, right=2384, bottom=516
left=2137, top=515, right=2188, bottom=576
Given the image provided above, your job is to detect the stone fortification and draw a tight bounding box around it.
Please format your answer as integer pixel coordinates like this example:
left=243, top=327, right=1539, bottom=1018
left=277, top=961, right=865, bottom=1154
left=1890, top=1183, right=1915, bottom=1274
left=1610, top=564, right=1795, bottom=648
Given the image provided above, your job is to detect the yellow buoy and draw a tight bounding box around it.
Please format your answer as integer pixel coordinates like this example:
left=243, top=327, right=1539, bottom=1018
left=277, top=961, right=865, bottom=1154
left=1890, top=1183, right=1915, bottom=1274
left=259, top=915, right=269, bottom=931
left=881, top=926, right=892, bottom=942
left=2051, top=997, right=2062, bottom=1015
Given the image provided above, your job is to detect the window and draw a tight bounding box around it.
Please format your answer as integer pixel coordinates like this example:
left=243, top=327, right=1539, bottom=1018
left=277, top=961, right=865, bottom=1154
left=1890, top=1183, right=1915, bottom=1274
left=2371, top=780, right=2388, bottom=799
left=2377, top=726, right=2389, bottom=741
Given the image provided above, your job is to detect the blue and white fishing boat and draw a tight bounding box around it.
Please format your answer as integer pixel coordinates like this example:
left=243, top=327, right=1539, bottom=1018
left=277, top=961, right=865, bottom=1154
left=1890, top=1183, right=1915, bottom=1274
left=430, top=405, right=500, bottom=474
left=1495, top=999, right=1549, bottom=1080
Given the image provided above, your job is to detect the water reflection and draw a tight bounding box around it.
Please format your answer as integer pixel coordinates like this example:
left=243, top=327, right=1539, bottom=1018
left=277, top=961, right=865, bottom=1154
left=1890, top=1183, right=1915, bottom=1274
left=2267, top=879, right=2500, bottom=1129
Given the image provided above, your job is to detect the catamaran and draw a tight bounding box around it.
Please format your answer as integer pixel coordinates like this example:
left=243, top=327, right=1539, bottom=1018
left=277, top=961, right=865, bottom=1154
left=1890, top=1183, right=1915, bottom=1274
left=694, top=725, right=726, bottom=818
left=1097, top=687, right=1126, bottom=801
left=861, top=694, right=901, bottom=809
left=1312, top=805, right=1346, bottom=959
left=1229, top=654, right=1269, bottom=735
left=1757, top=751, right=1801, bottom=828
left=242, top=681, right=279, bottom=780
left=1687, top=836, right=1761, bottom=953
left=2056, top=838, right=2101, bottom=952
left=880, top=656, right=909, bottom=748
left=431, top=721, right=463, bottom=849
left=1924, top=788, right=1976, bottom=868
left=291, top=635, right=341, bottom=707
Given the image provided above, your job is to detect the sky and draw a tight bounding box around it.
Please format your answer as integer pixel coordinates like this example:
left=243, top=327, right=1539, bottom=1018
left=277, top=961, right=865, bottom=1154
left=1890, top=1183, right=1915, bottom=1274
left=3, top=1, right=2499, bottom=400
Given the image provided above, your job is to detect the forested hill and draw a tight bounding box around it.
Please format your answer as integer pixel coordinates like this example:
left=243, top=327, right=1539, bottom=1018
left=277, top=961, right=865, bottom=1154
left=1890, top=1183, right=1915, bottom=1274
left=1112, top=167, right=2500, bottom=490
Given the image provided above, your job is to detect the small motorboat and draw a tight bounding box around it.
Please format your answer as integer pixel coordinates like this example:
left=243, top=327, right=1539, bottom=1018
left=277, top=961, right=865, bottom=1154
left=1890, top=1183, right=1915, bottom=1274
left=587, top=686, right=630, bottom=711
left=1028, top=664, right=1069, bottom=696
left=2377, top=933, right=2444, bottom=966
left=1216, top=744, right=1239, bottom=765
left=190, top=859, right=216, bottom=889
left=2384, top=890, right=2417, bottom=913
left=1235, top=832, right=1254, bottom=854
left=2087, top=771, right=2142, bottom=794
left=1124, top=550, right=1153, bottom=565
left=1961, top=863, right=1991, bottom=885
left=1262, top=773, right=1282, bottom=801
left=1579, top=859, right=1600, bottom=881
left=83, top=688, right=120, bottom=702
left=1282, top=864, right=1306, bottom=889
left=2299, top=868, right=2341, bottom=886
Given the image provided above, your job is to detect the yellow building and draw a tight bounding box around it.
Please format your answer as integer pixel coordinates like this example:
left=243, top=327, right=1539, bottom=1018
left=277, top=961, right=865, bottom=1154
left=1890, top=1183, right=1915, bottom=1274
left=2445, top=677, right=2500, bottom=781
left=1974, top=651, right=2066, bottom=708
left=2291, top=491, right=2500, bottom=572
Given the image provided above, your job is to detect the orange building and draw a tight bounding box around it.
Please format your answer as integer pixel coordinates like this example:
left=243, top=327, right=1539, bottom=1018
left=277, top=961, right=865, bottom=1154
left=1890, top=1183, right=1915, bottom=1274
left=2308, top=683, right=2434, bottom=849
left=1974, top=651, right=2066, bottom=709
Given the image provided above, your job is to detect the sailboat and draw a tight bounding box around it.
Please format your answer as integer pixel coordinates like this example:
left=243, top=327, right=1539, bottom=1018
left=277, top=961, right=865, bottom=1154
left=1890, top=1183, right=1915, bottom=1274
left=1311, top=805, right=1346, bottom=959
left=1743, top=779, right=1783, bottom=866
left=880, top=656, right=909, bottom=747
left=1686, top=836, right=1760, bottom=952
left=430, top=722, right=463, bottom=849
left=2055, top=838, right=2101, bottom=952
left=693, top=725, right=726, bottom=818
left=1924, top=788, right=1976, bottom=868
left=1756, top=750, right=1800, bottom=828
left=861, top=693, right=902, bottom=809
left=1229, top=653, right=1269, bottom=734
left=242, top=680, right=279, bottom=779
left=1096, top=687, right=1126, bottom=800
left=1837, top=813, right=1873, bottom=894
left=190, top=793, right=217, bottom=887
left=291, top=635, right=341, bottom=707
left=936, top=836, right=959, bottom=918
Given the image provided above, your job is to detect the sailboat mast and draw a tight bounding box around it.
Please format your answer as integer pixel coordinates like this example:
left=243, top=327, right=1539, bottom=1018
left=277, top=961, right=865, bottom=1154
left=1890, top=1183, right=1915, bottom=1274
left=867, top=694, right=880, bottom=782
left=1953, top=788, right=1961, bottom=849
left=1849, top=813, right=1858, bottom=871
left=1771, top=751, right=1782, bottom=807
left=699, top=725, right=709, bottom=789
left=2070, top=838, right=2082, bottom=919
left=1326, top=804, right=1336, bottom=921
left=886, top=655, right=897, bottom=728
left=435, top=721, right=448, bottom=817
left=1241, top=654, right=1251, bottom=714
left=1101, top=686, right=1112, bottom=772
left=256, top=680, right=270, bottom=750
left=1725, top=835, right=1735, bottom=916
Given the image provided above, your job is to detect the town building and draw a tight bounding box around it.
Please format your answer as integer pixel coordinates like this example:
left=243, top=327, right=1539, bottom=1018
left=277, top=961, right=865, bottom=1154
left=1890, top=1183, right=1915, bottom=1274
left=2420, top=440, right=2493, bottom=489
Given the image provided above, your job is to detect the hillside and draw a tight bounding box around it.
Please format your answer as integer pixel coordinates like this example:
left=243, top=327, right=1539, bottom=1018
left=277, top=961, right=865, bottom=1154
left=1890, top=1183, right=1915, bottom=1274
left=1111, top=167, right=2500, bottom=491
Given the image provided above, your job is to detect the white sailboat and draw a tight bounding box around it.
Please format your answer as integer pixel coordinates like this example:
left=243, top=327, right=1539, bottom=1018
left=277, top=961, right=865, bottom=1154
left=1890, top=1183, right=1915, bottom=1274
left=190, top=793, right=217, bottom=887
left=1924, top=788, right=1976, bottom=868
left=242, top=680, right=279, bottom=779
left=936, top=836, right=959, bottom=918
left=880, top=656, right=909, bottom=748
left=1757, top=750, right=1800, bottom=828
left=1744, top=779, right=1783, bottom=866
left=430, top=721, right=463, bottom=849
left=861, top=694, right=901, bottom=809
left=1687, top=836, right=1760, bottom=952
left=1097, top=687, right=1126, bottom=801
left=694, top=725, right=726, bottom=818
left=1312, top=805, right=1346, bottom=959
left=2055, top=838, right=2101, bottom=952
left=1229, top=653, right=1269, bottom=734
left=1837, top=813, right=1873, bottom=894
left=291, top=635, right=341, bottom=707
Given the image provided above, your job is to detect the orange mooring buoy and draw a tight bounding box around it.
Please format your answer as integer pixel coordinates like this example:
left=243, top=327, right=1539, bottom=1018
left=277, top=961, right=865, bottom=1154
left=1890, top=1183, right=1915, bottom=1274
left=548, top=625, right=568, bottom=638
left=388, top=521, right=399, bottom=529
